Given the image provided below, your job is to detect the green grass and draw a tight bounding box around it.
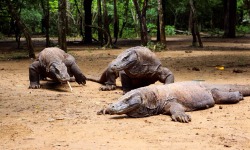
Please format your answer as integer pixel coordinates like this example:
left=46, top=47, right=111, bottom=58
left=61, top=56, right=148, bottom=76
left=0, top=51, right=29, bottom=61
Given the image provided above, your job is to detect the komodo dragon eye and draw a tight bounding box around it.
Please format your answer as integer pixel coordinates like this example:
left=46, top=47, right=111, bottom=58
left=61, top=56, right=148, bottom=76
left=55, top=67, right=60, bottom=74
left=122, top=55, right=129, bottom=61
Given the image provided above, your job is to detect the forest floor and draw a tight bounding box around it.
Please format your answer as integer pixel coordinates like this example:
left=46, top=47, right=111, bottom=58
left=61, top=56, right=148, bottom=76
left=0, top=35, right=250, bottom=150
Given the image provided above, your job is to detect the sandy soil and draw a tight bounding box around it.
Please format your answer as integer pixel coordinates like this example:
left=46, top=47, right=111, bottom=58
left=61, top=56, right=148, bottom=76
left=0, top=36, right=250, bottom=149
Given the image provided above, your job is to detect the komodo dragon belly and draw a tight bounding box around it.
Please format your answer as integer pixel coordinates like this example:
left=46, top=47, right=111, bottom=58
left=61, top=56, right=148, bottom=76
left=165, top=83, right=215, bottom=111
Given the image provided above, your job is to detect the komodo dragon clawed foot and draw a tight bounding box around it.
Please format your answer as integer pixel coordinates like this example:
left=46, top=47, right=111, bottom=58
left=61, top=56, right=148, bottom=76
left=97, top=109, right=107, bottom=115
left=99, top=85, right=116, bottom=91
left=29, top=82, right=41, bottom=89
left=171, top=113, right=191, bottom=123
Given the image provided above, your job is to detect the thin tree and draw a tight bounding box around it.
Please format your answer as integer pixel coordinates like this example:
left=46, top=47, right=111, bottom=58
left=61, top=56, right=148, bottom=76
left=84, top=0, right=93, bottom=44
left=157, top=0, right=166, bottom=45
left=58, top=0, right=67, bottom=51
left=189, top=0, right=203, bottom=47
left=74, top=0, right=84, bottom=42
left=223, top=0, right=236, bottom=38
left=119, top=0, right=129, bottom=38
left=5, top=0, right=35, bottom=58
left=101, top=0, right=113, bottom=47
left=132, top=0, right=149, bottom=46
left=97, top=0, right=103, bottom=45
left=113, top=0, right=119, bottom=44
left=41, top=0, right=50, bottom=47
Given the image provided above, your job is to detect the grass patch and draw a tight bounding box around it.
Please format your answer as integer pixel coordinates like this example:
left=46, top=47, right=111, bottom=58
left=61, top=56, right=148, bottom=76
left=0, top=51, right=30, bottom=61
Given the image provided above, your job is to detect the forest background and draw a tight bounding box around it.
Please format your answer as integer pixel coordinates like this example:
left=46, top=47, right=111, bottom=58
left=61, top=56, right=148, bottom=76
left=0, top=0, right=250, bottom=57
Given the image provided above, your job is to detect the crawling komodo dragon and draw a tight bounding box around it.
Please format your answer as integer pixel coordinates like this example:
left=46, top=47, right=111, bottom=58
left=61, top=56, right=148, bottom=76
left=87, top=46, right=174, bottom=93
left=29, top=47, right=86, bottom=88
left=97, top=81, right=250, bottom=123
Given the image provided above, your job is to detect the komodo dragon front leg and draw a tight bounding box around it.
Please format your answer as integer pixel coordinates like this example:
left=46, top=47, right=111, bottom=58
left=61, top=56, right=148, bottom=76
left=164, top=101, right=192, bottom=123
left=156, top=66, right=174, bottom=84
left=64, top=55, right=86, bottom=85
left=29, top=61, right=43, bottom=89
left=99, top=67, right=117, bottom=91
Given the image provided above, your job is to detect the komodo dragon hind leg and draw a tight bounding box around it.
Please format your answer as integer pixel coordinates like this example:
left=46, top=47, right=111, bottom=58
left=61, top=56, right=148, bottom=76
left=211, top=89, right=244, bottom=104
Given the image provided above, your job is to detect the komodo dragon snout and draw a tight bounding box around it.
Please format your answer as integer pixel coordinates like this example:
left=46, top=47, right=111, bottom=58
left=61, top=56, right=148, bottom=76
left=50, top=63, right=70, bottom=83
left=100, top=92, right=142, bottom=115
left=110, top=50, right=137, bottom=71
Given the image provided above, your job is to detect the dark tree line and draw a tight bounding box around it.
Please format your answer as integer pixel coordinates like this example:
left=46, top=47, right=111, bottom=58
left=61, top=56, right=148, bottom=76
left=0, top=0, right=249, bottom=58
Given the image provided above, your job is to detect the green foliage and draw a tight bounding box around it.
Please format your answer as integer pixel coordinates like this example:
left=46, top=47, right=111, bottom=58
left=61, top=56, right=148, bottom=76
left=165, top=25, right=176, bottom=35
left=0, top=32, right=4, bottom=39
left=146, top=41, right=166, bottom=52
left=49, top=0, right=58, bottom=13
left=21, top=8, right=42, bottom=33
left=236, top=25, right=250, bottom=35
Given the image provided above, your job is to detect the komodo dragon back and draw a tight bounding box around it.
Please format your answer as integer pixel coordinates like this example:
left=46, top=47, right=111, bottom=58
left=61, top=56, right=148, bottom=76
left=133, top=46, right=161, bottom=65
left=38, top=47, right=65, bottom=72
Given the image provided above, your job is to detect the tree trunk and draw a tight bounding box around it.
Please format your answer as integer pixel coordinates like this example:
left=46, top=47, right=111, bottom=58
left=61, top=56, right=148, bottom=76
left=84, top=0, right=93, bottom=44
left=189, top=0, right=203, bottom=47
left=41, top=0, right=50, bottom=47
left=102, top=0, right=111, bottom=46
left=5, top=0, right=35, bottom=58
left=74, top=0, right=84, bottom=42
left=119, top=0, right=129, bottom=38
left=58, top=0, right=67, bottom=51
left=157, top=0, right=166, bottom=45
left=223, top=0, right=236, bottom=38
left=97, top=0, right=103, bottom=45
left=113, top=0, right=119, bottom=44
left=132, top=0, right=149, bottom=46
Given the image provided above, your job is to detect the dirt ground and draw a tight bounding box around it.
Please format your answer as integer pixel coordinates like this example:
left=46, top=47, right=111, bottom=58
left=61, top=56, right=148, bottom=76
left=0, top=36, right=250, bottom=149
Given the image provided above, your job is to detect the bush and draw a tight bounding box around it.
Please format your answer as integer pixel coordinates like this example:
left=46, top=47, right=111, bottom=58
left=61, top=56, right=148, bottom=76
left=165, top=25, right=176, bottom=35
left=236, top=25, right=250, bottom=35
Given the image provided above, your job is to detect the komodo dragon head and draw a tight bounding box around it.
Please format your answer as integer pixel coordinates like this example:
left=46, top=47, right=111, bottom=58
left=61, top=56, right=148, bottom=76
left=110, top=50, right=137, bottom=71
left=106, top=90, right=142, bottom=114
left=49, top=62, right=71, bottom=83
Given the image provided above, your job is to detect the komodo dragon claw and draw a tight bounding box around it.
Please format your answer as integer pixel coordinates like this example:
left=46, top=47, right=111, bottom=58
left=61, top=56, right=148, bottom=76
left=99, top=85, right=116, bottom=91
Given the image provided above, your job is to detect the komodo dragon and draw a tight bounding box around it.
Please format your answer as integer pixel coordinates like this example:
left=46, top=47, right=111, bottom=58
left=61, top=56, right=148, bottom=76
left=87, top=46, right=174, bottom=93
left=97, top=81, right=250, bottom=123
left=29, top=47, right=86, bottom=88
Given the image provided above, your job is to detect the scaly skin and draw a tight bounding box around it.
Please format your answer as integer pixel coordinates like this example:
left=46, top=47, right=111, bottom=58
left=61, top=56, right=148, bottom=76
left=87, top=46, right=174, bottom=93
left=29, top=47, right=86, bottom=89
left=97, top=81, right=248, bottom=123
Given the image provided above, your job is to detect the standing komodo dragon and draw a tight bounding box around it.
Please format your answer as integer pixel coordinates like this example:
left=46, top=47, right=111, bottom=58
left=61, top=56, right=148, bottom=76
left=29, top=47, right=86, bottom=89
left=87, top=46, right=174, bottom=93
left=97, top=81, right=250, bottom=123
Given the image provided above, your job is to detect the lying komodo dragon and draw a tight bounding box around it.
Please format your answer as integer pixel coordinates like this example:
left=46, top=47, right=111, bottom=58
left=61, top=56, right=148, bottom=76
left=97, top=81, right=250, bottom=123
left=29, top=47, right=86, bottom=89
left=87, top=46, right=174, bottom=93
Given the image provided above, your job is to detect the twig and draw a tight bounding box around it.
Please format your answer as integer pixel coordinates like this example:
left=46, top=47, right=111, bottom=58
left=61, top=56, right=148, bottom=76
left=67, top=81, right=73, bottom=92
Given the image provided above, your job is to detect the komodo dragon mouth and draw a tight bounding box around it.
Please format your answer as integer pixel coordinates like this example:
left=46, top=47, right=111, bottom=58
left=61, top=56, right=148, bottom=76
left=108, top=92, right=142, bottom=114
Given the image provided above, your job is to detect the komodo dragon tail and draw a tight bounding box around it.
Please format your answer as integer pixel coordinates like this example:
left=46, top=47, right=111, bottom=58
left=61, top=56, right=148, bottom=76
left=86, top=77, right=104, bottom=84
left=204, top=83, right=250, bottom=96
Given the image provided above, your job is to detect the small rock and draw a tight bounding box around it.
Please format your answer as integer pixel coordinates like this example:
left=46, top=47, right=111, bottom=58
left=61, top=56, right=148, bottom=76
left=219, top=106, right=223, bottom=109
left=185, top=50, right=192, bottom=53
left=192, top=67, right=200, bottom=71
left=233, top=69, right=244, bottom=73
